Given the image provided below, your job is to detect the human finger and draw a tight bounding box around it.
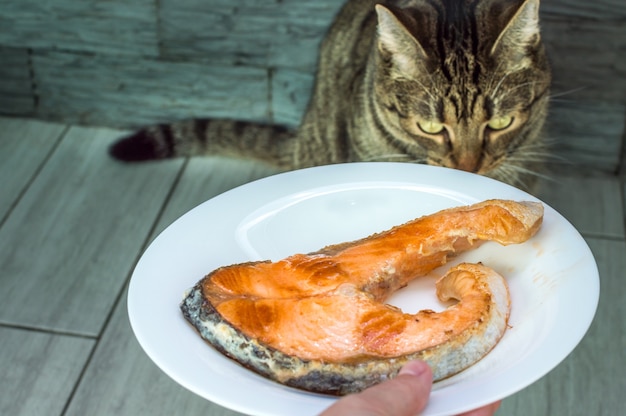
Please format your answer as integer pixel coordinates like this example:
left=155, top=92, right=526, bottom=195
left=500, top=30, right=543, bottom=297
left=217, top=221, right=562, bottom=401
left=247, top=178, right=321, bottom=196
left=320, top=360, right=433, bottom=416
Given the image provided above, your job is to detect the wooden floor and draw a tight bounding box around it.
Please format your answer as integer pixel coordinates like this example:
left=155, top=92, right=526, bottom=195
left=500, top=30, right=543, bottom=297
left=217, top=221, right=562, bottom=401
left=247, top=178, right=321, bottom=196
left=1, top=115, right=624, bottom=415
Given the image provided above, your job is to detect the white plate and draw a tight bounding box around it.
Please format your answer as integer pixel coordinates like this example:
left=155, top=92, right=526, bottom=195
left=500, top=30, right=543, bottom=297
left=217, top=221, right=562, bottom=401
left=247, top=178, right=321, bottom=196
left=128, top=163, right=599, bottom=416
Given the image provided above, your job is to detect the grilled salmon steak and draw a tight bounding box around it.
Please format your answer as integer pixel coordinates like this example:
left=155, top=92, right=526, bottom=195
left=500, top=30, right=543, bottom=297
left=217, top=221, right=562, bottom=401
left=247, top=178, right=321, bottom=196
left=181, top=199, right=543, bottom=395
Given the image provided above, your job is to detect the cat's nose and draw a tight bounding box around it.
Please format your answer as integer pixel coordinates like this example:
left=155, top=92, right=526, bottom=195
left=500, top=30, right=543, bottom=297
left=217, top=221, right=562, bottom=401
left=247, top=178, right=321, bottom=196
left=455, top=155, right=482, bottom=173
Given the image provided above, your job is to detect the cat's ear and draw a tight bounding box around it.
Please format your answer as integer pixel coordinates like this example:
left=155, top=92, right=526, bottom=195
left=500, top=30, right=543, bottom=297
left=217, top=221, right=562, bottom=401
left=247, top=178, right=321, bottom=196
left=491, top=0, right=541, bottom=64
left=375, top=4, right=428, bottom=74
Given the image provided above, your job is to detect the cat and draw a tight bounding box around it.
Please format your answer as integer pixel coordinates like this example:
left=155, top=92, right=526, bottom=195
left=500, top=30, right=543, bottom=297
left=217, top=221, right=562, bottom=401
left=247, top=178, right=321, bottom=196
left=109, top=0, right=551, bottom=191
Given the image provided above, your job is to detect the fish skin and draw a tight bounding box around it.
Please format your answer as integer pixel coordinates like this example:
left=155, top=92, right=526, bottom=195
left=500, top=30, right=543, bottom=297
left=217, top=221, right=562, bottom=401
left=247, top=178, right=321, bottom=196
left=181, top=263, right=510, bottom=395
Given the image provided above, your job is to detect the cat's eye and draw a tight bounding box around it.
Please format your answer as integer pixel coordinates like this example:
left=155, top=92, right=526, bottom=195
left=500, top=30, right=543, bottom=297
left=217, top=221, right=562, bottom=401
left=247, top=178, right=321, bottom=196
left=487, top=115, right=513, bottom=131
left=417, top=120, right=445, bottom=135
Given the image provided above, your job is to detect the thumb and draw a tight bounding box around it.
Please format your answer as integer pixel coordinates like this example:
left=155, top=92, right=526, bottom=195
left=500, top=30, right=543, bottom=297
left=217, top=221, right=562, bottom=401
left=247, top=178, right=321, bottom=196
left=320, top=361, right=433, bottom=416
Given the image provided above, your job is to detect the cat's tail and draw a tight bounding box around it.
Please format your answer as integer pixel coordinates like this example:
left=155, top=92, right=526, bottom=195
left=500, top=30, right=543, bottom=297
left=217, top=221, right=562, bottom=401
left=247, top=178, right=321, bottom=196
left=108, top=118, right=297, bottom=168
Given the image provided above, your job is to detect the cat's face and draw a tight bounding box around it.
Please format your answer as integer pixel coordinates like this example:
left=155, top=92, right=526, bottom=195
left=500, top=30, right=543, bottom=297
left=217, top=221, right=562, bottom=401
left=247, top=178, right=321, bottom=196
left=373, top=0, right=551, bottom=188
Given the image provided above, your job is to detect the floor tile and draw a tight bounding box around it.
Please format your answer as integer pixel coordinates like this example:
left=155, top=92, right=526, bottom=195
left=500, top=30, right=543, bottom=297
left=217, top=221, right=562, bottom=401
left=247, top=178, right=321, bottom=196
left=66, top=158, right=277, bottom=416
left=65, top=286, right=245, bottom=416
left=150, top=157, right=279, bottom=238
left=0, top=327, right=94, bottom=416
left=0, top=117, right=67, bottom=221
left=0, top=126, right=184, bottom=335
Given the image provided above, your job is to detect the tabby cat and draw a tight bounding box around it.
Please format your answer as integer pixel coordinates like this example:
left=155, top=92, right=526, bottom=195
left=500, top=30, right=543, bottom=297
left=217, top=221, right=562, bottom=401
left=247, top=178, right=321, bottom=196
left=110, top=0, right=551, bottom=190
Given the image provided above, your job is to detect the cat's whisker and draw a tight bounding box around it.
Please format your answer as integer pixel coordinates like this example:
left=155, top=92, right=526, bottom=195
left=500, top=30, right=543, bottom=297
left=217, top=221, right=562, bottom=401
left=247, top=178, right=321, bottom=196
left=505, top=144, right=552, bottom=159
left=487, top=165, right=522, bottom=188
left=491, top=167, right=527, bottom=189
left=549, top=86, right=588, bottom=100
left=503, top=150, right=564, bottom=167
left=416, top=80, right=438, bottom=103
left=509, top=151, right=568, bottom=164
left=497, top=162, right=556, bottom=188
left=508, top=139, right=568, bottom=163
left=497, top=80, right=549, bottom=101
left=484, top=59, right=508, bottom=92
left=488, top=68, right=514, bottom=98
left=396, top=97, right=434, bottom=111
left=393, top=91, right=436, bottom=109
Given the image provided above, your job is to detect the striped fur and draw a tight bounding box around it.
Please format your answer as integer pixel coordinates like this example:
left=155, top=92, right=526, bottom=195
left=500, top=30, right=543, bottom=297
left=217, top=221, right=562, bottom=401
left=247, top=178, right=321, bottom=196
left=110, top=0, right=551, bottom=190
